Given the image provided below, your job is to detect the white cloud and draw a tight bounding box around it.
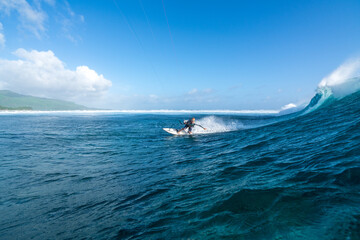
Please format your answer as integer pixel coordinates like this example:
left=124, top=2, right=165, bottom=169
left=149, top=94, right=159, bottom=99
left=0, top=0, right=47, bottom=38
left=281, top=103, right=297, bottom=110
left=58, top=0, right=84, bottom=43
left=0, top=33, right=5, bottom=47
left=184, top=87, right=218, bottom=104
left=0, top=48, right=112, bottom=103
left=41, top=0, right=55, bottom=6
left=188, top=88, right=198, bottom=94
left=0, top=22, right=4, bottom=47
left=55, top=0, right=85, bottom=43
left=188, top=88, right=213, bottom=95
left=203, top=88, right=213, bottom=93
left=79, top=15, right=85, bottom=23
left=0, top=0, right=84, bottom=40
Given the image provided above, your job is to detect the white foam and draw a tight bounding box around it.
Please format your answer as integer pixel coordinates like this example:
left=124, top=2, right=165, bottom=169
left=281, top=103, right=297, bottom=111
left=192, top=116, right=243, bottom=134
left=319, top=59, right=360, bottom=88
left=303, top=58, right=360, bottom=113
left=318, top=58, right=360, bottom=98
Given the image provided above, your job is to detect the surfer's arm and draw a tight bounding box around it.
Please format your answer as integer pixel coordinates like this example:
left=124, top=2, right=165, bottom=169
left=195, top=124, right=206, bottom=130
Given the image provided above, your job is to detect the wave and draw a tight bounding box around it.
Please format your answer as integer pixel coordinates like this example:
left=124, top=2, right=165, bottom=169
left=305, top=59, right=360, bottom=113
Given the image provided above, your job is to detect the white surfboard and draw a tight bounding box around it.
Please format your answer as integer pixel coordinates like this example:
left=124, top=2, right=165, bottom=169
left=163, top=128, right=189, bottom=135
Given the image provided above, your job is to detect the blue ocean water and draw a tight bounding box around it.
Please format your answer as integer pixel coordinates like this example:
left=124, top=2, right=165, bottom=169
left=1, top=90, right=360, bottom=239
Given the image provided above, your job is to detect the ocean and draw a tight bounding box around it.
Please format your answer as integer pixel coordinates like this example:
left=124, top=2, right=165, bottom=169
left=1, top=84, right=360, bottom=239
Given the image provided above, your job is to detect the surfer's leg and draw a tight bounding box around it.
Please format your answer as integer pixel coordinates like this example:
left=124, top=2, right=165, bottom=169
left=188, top=126, right=193, bottom=134
left=177, top=127, right=185, bottom=133
left=180, top=127, right=189, bottom=133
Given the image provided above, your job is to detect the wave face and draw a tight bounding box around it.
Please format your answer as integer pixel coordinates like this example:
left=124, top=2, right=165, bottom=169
left=1, top=85, right=360, bottom=239
left=304, top=59, right=360, bottom=112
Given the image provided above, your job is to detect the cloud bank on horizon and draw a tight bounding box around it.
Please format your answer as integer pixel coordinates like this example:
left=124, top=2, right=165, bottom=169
left=0, top=48, right=112, bottom=102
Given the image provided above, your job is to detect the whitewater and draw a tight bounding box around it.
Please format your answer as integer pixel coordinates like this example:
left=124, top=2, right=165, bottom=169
left=1, top=60, right=360, bottom=239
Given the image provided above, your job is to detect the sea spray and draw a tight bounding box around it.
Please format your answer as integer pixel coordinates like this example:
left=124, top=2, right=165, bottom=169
left=318, top=58, right=360, bottom=98
left=194, top=116, right=243, bottom=134
left=319, top=58, right=360, bottom=88
left=304, top=59, right=360, bottom=113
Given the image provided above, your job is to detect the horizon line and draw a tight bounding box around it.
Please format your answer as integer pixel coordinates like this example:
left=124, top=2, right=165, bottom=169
left=0, top=109, right=281, bottom=115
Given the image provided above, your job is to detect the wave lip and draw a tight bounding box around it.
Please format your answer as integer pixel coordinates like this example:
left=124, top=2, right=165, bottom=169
left=319, top=58, right=360, bottom=89
left=304, top=59, right=360, bottom=113
left=318, top=58, right=360, bottom=99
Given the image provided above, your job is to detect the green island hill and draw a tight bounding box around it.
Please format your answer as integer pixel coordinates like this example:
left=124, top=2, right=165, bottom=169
left=0, top=90, right=91, bottom=111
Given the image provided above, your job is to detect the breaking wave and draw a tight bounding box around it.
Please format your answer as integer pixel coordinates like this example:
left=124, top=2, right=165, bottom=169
left=305, top=58, right=360, bottom=112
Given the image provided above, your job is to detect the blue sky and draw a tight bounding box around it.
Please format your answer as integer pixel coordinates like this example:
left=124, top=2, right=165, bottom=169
left=0, top=0, right=359, bottom=110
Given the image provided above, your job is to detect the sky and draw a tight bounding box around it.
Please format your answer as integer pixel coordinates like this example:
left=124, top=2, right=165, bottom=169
left=0, top=0, right=359, bottom=110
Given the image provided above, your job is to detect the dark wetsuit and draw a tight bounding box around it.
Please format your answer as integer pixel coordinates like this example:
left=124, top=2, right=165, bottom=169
left=183, top=120, right=196, bottom=133
left=180, top=119, right=205, bottom=133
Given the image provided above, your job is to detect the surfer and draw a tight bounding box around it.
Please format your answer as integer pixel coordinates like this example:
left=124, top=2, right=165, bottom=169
left=177, top=117, right=206, bottom=134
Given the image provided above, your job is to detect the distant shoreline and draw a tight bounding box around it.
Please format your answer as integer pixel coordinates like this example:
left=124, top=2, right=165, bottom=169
left=0, top=109, right=280, bottom=115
